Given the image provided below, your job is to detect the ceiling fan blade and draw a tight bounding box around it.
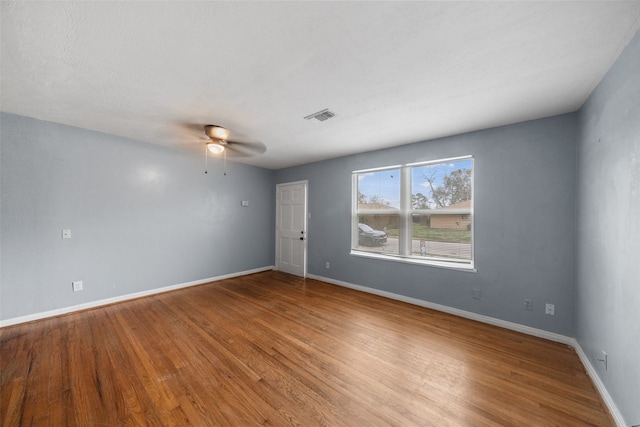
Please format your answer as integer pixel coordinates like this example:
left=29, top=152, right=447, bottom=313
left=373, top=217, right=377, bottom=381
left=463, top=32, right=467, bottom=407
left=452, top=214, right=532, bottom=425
left=175, top=122, right=208, bottom=134
left=226, top=140, right=267, bottom=158
left=172, top=122, right=211, bottom=145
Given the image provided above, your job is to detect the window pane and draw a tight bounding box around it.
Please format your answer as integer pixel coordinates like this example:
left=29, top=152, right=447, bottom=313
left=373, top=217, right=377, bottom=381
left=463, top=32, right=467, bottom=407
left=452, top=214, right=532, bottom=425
left=356, top=168, right=400, bottom=255
left=411, top=159, right=473, bottom=262
left=411, top=160, right=472, bottom=210
left=357, top=168, right=400, bottom=209
left=411, top=214, right=472, bottom=260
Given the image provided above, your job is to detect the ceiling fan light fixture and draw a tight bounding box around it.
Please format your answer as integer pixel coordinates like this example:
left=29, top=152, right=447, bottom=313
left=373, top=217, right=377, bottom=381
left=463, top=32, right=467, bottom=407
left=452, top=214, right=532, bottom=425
left=207, top=142, right=225, bottom=154
left=205, top=125, right=230, bottom=141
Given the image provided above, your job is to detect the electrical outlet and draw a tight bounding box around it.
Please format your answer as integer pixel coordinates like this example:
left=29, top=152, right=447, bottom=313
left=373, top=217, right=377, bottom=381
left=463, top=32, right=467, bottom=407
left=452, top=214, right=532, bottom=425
left=597, top=351, right=608, bottom=370
left=524, top=299, right=533, bottom=311
left=325, top=262, right=330, bottom=269
left=62, top=229, right=72, bottom=239
left=241, top=200, right=249, bottom=207
left=72, top=281, right=83, bottom=292
left=545, top=303, right=555, bottom=316
left=472, top=288, right=481, bottom=300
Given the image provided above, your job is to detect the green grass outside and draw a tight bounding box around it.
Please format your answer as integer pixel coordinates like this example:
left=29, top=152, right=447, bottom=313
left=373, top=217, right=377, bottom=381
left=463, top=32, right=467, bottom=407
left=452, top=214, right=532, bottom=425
left=385, top=224, right=471, bottom=243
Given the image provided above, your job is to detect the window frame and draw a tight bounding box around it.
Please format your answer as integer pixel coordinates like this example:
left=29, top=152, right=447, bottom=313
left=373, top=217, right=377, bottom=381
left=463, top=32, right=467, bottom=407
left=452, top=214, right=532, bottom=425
left=351, top=156, right=475, bottom=271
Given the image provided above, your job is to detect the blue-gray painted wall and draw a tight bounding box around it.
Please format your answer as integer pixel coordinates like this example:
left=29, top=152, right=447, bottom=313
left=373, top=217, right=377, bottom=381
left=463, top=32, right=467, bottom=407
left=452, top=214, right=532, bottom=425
left=276, top=114, right=578, bottom=337
left=576, top=31, right=640, bottom=425
left=0, top=113, right=275, bottom=320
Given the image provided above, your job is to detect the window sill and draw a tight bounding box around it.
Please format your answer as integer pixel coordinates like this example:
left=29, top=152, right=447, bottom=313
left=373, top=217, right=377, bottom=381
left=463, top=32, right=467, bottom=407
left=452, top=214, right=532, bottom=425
left=350, top=250, right=476, bottom=272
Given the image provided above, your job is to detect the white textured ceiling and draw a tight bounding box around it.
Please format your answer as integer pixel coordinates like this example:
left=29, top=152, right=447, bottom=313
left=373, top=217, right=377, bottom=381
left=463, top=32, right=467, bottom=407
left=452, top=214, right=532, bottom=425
left=2, top=1, right=640, bottom=169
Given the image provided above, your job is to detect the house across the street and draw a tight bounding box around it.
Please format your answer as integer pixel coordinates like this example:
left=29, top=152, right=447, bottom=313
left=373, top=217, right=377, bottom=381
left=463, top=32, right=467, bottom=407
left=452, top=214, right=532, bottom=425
left=430, top=200, right=472, bottom=230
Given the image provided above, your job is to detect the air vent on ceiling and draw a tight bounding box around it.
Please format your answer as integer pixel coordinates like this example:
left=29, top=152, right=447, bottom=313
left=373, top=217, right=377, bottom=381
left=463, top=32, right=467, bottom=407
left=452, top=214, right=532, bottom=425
left=304, top=108, right=335, bottom=122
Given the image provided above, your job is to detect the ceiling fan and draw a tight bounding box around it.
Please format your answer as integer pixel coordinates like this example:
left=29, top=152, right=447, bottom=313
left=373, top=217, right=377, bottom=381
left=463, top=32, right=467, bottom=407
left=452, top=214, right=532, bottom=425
left=196, top=124, right=267, bottom=175
left=202, top=124, right=266, bottom=158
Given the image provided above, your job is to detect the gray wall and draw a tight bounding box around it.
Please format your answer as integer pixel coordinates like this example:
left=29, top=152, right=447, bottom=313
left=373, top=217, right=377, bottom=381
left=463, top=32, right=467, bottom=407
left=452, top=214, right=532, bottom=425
left=276, top=114, right=578, bottom=336
left=0, top=113, right=275, bottom=321
left=576, top=31, right=640, bottom=425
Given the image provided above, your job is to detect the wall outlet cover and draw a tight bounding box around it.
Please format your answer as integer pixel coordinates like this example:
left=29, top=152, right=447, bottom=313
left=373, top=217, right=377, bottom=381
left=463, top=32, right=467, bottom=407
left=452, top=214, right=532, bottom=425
left=545, top=303, right=555, bottom=315
left=599, top=351, right=608, bottom=371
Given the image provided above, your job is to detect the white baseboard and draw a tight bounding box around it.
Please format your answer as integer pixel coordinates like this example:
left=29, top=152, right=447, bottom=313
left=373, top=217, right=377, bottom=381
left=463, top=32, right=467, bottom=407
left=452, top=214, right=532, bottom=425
left=571, top=339, right=627, bottom=427
left=0, top=266, right=275, bottom=328
left=307, top=273, right=626, bottom=426
left=307, top=274, right=573, bottom=345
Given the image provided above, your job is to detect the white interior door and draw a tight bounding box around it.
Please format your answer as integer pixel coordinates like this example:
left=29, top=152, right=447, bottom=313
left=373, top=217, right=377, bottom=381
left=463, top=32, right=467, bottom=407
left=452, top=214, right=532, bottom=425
left=275, top=181, right=307, bottom=277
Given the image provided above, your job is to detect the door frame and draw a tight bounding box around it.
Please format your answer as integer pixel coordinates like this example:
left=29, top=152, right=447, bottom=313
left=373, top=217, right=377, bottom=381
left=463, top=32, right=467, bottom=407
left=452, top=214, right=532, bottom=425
left=275, top=180, right=308, bottom=277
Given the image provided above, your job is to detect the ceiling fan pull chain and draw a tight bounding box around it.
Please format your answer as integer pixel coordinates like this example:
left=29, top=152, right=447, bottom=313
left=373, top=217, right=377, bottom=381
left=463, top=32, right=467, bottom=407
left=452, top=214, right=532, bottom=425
left=224, top=149, right=227, bottom=176
left=205, top=144, right=208, bottom=174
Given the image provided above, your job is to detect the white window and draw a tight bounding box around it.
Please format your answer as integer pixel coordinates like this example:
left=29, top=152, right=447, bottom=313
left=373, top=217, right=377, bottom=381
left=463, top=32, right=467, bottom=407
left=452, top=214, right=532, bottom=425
left=352, top=156, right=474, bottom=270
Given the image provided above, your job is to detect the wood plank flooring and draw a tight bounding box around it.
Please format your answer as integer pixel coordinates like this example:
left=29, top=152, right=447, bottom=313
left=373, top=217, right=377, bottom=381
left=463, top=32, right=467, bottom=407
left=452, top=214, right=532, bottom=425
left=1, top=271, right=614, bottom=426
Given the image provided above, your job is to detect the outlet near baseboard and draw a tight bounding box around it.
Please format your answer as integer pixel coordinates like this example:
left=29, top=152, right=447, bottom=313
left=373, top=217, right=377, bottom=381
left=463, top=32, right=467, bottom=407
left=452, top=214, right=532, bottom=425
left=597, top=351, right=608, bottom=370
left=545, top=303, right=555, bottom=316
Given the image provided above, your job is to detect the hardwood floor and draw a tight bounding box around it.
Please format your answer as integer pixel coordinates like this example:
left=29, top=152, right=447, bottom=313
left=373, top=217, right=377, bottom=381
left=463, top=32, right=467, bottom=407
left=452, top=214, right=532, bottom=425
left=1, top=271, right=613, bottom=426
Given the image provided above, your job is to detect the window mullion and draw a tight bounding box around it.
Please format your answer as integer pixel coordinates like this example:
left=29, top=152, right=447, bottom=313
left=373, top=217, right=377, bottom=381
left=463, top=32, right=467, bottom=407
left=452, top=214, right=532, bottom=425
left=351, top=173, right=359, bottom=247
left=399, top=167, right=412, bottom=256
